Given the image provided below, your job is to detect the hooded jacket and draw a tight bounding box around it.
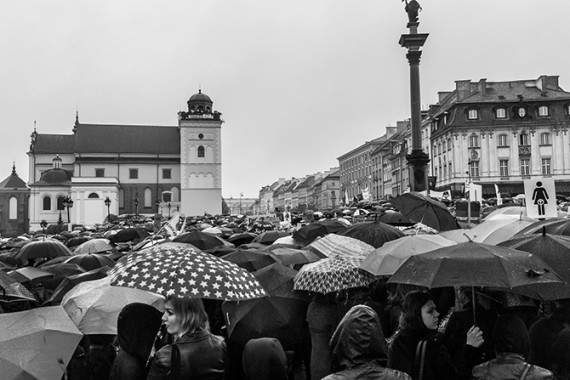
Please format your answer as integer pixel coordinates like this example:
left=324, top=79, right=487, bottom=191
left=472, top=314, right=553, bottom=380
left=242, top=337, right=288, bottom=380
left=108, top=303, right=162, bottom=380
left=323, top=305, right=411, bottom=380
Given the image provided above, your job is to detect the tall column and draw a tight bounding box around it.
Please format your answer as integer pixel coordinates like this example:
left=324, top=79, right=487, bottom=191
left=399, top=4, right=429, bottom=192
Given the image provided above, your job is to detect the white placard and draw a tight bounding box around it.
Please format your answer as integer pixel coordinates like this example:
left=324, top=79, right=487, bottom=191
left=523, top=178, right=557, bottom=219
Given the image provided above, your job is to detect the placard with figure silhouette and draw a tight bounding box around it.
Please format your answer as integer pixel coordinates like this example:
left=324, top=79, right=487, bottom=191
left=523, top=178, right=557, bottom=219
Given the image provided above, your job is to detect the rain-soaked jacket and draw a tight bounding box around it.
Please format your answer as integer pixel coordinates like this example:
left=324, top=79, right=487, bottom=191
left=108, top=303, right=162, bottom=380
left=323, top=304, right=411, bottom=380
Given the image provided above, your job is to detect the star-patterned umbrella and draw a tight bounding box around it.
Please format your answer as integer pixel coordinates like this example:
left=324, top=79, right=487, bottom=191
left=109, top=244, right=268, bottom=301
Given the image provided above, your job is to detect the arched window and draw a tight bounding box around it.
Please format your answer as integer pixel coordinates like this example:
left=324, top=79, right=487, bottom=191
left=88, top=192, right=99, bottom=199
left=162, top=191, right=172, bottom=202
left=144, top=188, right=152, bottom=208
left=43, top=196, right=51, bottom=211
left=9, top=197, right=17, bottom=219
left=57, top=196, right=65, bottom=211
left=197, top=146, right=205, bottom=158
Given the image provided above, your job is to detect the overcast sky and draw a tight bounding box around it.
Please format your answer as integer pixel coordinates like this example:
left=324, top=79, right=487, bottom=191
left=2, top=1, right=569, bottom=198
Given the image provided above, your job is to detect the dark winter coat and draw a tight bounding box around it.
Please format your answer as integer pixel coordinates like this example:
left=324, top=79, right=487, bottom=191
left=323, top=305, right=411, bottom=380
left=241, top=337, right=288, bottom=380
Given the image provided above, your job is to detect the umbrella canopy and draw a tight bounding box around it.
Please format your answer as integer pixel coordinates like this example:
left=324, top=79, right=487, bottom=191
left=266, top=246, right=322, bottom=266
left=519, top=219, right=570, bottom=237
left=110, top=244, right=268, bottom=301
left=469, top=218, right=536, bottom=245
left=271, top=235, right=305, bottom=248
left=40, top=263, right=86, bottom=291
left=62, top=277, right=163, bottom=335
left=0, top=270, right=37, bottom=302
left=498, top=231, right=570, bottom=282
left=337, top=221, right=405, bottom=248
left=7, top=267, right=55, bottom=286
left=65, top=236, right=91, bottom=249
left=221, top=249, right=278, bottom=272
left=223, top=263, right=309, bottom=347
left=388, top=241, right=569, bottom=300
left=0, top=305, right=82, bottom=380
left=391, top=192, right=460, bottom=232
left=172, top=231, right=227, bottom=250
left=376, top=211, right=415, bottom=226
left=73, top=238, right=113, bottom=254
left=64, top=253, right=116, bottom=271
left=252, top=231, right=290, bottom=245
left=227, top=232, right=257, bottom=246
left=292, top=220, right=348, bottom=245
left=13, top=239, right=73, bottom=266
left=108, top=227, right=149, bottom=244
left=513, top=218, right=567, bottom=236
left=360, top=234, right=456, bottom=276
left=305, top=234, right=374, bottom=263
left=43, top=267, right=109, bottom=306
left=294, top=257, right=377, bottom=294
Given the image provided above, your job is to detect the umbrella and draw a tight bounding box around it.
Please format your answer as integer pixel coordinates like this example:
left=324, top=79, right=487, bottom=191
left=468, top=217, right=536, bottom=245
left=43, top=267, right=109, bottom=306
left=292, top=220, right=348, bottom=245
left=108, top=227, right=150, bottom=244
left=391, top=192, right=460, bottom=232
left=0, top=271, right=38, bottom=302
left=513, top=218, right=567, bottom=236
left=337, top=221, right=405, bottom=248
left=498, top=231, right=570, bottom=282
left=109, top=244, right=268, bottom=301
left=266, top=246, right=322, bottom=266
left=223, top=263, right=310, bottom=347
left=40, top=263, right=86, bottom=291
left=65, top=236, right=91, bottom=249
left=62, top=277, right=164, bottom=335
left=221, top=249, right=278, bottom=272
left=376, top=211, right=415, bottom=226
left=360, top=234, right=457, bottom=276
left=388, top=241, right=569, bottom=301
left=63, top=253, right=116, bottom=271
left=305, top=234, right=374, bottom=263
left=227, top=232, right=257, bottom=246
left=294, top=257, right=377, bottom=294
left=271, top=235, right=305, bottom=248
left=201, top=227, right=224, bottom=236
left=521, top=219, right=570, bottom=237
left=0, top=306, right=83, bottom=380
left=12, top=239, right=73, bottom=265
left=172, top=231, right=228, bottom=250
left=7, top=267, right=55, bottom=286
left=73, top=238, right=113, bottom=254
left=252, top=231, right=290, bottom=245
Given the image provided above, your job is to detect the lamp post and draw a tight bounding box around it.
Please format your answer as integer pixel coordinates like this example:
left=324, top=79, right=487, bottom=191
left=40, top=219, right=48, bottom=235
left=104, top=196, right=111, bottom=219
left=239, top=192, right=243, bottom=215
left=62, top=195, right=74, bottom=224
left=400, top=0, right=430, bottom=192
left=331, top=191, right=336, bottom=209
left=168, top=202, right=171, bottom=218
left=466, top=164, right=472, bottom=225
left=134, top=197, right=139, bottom=216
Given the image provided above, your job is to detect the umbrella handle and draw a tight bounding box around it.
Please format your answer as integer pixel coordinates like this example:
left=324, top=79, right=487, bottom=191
left=472, top=287, right=477, bottom=326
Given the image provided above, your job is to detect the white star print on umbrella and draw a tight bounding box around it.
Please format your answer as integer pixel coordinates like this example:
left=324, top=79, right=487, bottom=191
left=109, top=244, right=267, bottom=301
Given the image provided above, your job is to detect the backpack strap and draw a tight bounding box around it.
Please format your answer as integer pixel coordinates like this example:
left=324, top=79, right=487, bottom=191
left=520, top=363, right=531, bottom=380
left=415, top=340, right=427, bottom=380
left=170, top=344, right=181, bottom=380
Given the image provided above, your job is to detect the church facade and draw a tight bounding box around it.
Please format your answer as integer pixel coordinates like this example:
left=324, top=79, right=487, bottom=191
left=27, top=91, right=224, bottom=230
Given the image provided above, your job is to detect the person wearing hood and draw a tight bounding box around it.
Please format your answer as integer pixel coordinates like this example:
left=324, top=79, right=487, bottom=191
left=108, top=303, right=162, bottom=380
left=242, top=337, right=288, bottom=380
left=323, top=304, right=411, bottom=380
left=472, top=313, right=553, bottom=379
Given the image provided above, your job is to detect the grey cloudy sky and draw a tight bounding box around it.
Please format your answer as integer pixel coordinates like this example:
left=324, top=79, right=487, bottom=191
left=1, top=1, right=569, bottom=198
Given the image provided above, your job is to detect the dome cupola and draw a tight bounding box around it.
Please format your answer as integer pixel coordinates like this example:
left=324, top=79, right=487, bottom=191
left=187, top=89, right=213, bottom=115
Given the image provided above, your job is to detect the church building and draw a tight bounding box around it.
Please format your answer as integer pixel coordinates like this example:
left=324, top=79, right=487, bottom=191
left=27, top=90, right=224, bottom=230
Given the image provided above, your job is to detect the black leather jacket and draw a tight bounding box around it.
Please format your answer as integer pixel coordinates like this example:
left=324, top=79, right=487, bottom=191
left=146, top=329, right=227, bottom=380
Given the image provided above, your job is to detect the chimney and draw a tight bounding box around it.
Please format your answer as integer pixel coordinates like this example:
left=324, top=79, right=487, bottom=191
left=537, top=75, right=559, bottom=91
left=438, top=91, right=452, bottom=103
left=455, top=80, right=472, bottom=101
left=478, top=78, right=487, bottom=95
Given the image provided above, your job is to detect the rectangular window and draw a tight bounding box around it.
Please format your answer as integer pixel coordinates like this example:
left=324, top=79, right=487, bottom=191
left=496, top=108, right=506, bottom=119
left=499, top=160, right=509, bottom=176
left=162, top=169, right=172, bottom=179
left=469, top=135, right=479, bottom=148
left=519, top=133, right=529, bottom=146
left=520, top=159, right=530, bottom=176
left=129, top=169, right=138, bottom=179
left=542, top=158, right=551, bottom=175
left=469, top=161, right=480, bottom=178
left=540, top=133, right=550, bottom=145
left=468, top=109, right=478, bottom=120
left=498, top=134, right=508, bottom=147
left=538, top=106, right=549, bottom=116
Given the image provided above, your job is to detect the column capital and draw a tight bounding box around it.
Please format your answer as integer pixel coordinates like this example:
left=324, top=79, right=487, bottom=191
left=406, top=50, right=423, bottom=65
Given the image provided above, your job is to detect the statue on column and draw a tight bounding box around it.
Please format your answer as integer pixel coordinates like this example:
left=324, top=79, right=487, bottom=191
left=403, top=0, right=422, bottom=23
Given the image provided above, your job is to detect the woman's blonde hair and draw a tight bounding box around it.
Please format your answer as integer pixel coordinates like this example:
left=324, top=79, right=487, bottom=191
left=166, top=296, right=210, bottom=335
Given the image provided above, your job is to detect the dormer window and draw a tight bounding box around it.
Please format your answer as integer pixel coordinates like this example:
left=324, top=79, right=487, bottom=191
left=538, top=106, right=549, bottom=117
left=467, top=109, right=479, bottom=120
left=495, top=108, right=506, bottom=119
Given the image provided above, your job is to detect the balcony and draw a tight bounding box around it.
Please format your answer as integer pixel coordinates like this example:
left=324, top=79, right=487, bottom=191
left=518, top=145, right=531, bottom=156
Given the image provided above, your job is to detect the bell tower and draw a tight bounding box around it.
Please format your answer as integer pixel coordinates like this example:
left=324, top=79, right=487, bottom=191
left=178, top=90, right=224, bottom=216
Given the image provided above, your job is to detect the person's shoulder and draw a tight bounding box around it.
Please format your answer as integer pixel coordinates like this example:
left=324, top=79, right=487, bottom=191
left=528, top=364, right=554, bottom=379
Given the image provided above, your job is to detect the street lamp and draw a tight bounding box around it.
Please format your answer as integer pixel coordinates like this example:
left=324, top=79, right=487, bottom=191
left=168, top=202, right=172, bottom=218
left=104, top=196, right=111, bottom=218
left=466, top=165, right=472, bottom=225
left=331, top=191, right=336, bottom=209
left=239, top=192, right=243, bottom=215
left=40, top=219, right=48, bottom=235
left=62, top=195, right=73, bottom=224
left=134, top=197, right=139, bottom=216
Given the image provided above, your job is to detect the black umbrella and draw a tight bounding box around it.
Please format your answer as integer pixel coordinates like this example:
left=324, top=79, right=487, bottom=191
left=513, top=218, right=566, bottom=236
left=43, top=267, right=109, bottom=306
left=172, top=231, right=227, bottom=251
left=252, top=231, right=290, bottom=245
left=292, top=220, right=348, bottom=245
left=391, top=192, right=460, bottom=232
left=376, top=211, right=415, bottom=226
left=12, top=239, right=73, bottom=266
left=108, top=227, right=150, bottom=244
left=64, top=253, right=116, bottom=271
left=222, top=263, right=310, bottom=348
left=40, top=263, right=86, bottom=291
left=221, top=249, right=278, bottom=273
left=65, top=236, right=91, bottom=249
left=227, top=232, right=257, bottom=247
left=337, top=221, right=404, bottom=248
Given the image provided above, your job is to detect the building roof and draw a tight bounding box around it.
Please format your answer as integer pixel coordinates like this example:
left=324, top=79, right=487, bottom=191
left=30, top=168, right=72, bottom=187
left=0, top=165, right=27, bottom=189
left=31, top=123, right=180, bottom=155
